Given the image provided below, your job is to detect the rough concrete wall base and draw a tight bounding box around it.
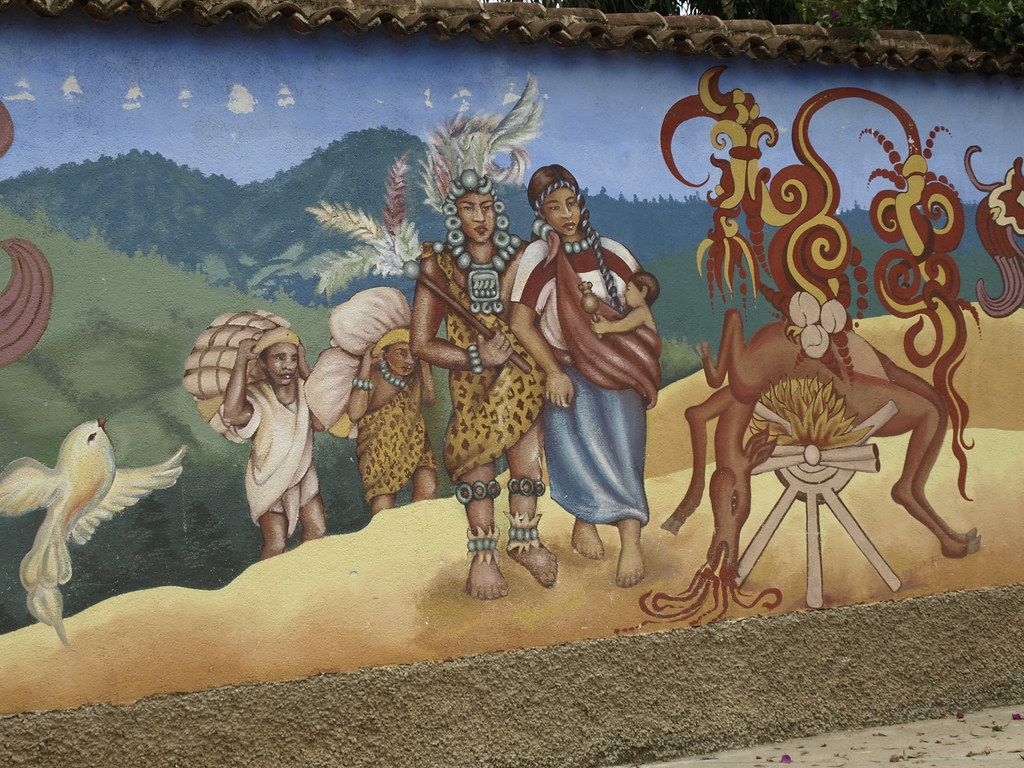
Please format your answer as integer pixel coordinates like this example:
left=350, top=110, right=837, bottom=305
left=1, top=584, right=1021, bottom=768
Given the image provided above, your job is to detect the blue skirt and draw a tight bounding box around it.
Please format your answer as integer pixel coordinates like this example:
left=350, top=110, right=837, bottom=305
left=543, top=367, right=650, bottom=526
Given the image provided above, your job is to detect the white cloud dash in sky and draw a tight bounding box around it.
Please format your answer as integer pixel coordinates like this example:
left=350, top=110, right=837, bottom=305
left=61, top=75, right=83, bottom=101
left=178, top=88, right=193, bottom=109
left=277, top=85, right=295, bottom=108
left=452, top=87, right=472, bottom=114
left=6, top=79, right=35, bottom=102
left=121, top=83, right=143, bottom=111
left=227, top=84, right=257, bottom=114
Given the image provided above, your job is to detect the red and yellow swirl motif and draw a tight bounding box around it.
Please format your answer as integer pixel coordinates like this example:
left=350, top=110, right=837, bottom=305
left=662, top=67, right=975, bottom=498
left=0, top=99, right=52, bottom=368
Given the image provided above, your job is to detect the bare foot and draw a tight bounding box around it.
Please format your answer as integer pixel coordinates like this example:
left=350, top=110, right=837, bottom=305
left=572, top=519, right=605, bottom=559
left=616, top=519, right=645, bottom=588
left=466, top=558, right=508, bottom=600
left=508, top=544, right=558, bottom=588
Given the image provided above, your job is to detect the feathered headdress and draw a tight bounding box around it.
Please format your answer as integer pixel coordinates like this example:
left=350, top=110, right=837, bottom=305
left=421, top=75, right=543, bottom=212
left=307, top=153, right=421, bottom=297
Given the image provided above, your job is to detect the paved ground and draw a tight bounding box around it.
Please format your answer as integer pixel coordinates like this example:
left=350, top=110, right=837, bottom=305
left=632, top=705, right=1024, bottom=767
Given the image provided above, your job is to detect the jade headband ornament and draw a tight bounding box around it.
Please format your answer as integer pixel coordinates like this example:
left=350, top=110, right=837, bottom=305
left=429, top=169, right=522, bottom=315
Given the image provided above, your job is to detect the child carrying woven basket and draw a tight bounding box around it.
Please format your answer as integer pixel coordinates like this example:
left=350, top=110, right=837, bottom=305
left=306, top=288, right=438, bottom=515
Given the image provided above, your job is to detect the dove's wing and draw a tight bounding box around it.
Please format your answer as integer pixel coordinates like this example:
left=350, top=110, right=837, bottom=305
left=67, top=447, right=186, bottom=545
left=0, top=457, right=62, bottom=517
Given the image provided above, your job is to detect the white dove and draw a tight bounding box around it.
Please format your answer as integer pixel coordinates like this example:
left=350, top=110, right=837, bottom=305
left=0, top=419, right=186, bottom=644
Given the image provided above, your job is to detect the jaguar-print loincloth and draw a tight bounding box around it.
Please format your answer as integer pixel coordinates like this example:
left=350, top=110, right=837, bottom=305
left=434, top=247, right=544, bottom=480
left=356, top=376, right=437, bottom=501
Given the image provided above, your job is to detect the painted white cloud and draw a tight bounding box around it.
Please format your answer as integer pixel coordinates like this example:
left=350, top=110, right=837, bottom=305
left=451, top=87, right=471, bottom=114
left=277, top=84, right=295, bottom=108
left=5, top=79, right=35, bottom=102
left=226, top=84, right=256, bottom=115
left=61, top=75, right=83, bottom=101
left=423, top=88, right=433, bottom=108
left=121, top=83, right=143, bottom=110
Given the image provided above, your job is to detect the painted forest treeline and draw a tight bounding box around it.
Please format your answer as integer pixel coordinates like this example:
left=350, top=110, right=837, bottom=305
left=0, top=127, right=710, bottom=307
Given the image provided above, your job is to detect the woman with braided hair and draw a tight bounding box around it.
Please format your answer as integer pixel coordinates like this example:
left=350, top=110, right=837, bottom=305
left=510, top=165, right=662, bottom=588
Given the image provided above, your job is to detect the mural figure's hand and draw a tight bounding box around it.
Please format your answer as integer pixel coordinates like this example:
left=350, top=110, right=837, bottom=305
left=477, top=332, right=512, bottom=368
left=545, top=370, right=574, bottom=408
left=592, top=317, right=611, bottom=335
left=358, top=347, right=375, bottom=378
left=237, top=338, right=259, bottom=364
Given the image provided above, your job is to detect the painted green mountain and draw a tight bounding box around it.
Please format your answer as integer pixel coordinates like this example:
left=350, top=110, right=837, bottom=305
left=0, top=206, right=439, bottom=634
left=0, top=127, right=714, bottom=303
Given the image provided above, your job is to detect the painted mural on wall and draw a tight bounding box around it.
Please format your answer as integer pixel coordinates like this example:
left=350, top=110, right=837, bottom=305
left=0, top=15, right=1021, bottom=714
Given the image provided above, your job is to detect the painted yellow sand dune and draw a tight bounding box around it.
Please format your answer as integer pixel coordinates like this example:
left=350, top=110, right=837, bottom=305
left=0, top=309, right=1021, bottom=716
left=0, top=425, right=1020, bottom=716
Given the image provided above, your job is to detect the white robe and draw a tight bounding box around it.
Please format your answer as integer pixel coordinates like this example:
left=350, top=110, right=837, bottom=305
left=213, top=380, right=318, bottom=535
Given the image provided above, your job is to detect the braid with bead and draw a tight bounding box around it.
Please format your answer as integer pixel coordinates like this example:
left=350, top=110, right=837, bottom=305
left=534, top=181, right=623, bottom=313
left=575, top=190, right=624, bottom=313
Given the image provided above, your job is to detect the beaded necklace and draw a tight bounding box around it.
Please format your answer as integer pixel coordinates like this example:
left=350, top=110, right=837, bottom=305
left=434, top=169, right=522, bottom=315
left=378, top=358, right=409, bottom=390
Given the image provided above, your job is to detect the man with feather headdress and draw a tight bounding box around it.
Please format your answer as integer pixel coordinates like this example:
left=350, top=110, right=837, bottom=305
left=409, top=76, right=556, bottom=600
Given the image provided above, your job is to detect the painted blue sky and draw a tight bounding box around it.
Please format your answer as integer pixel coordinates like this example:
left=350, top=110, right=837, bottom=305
left=0, top=10, right=1022, bottom=207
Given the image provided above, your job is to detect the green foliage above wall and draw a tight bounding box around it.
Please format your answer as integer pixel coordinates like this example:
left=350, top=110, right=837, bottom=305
left=524, top=0, right=1024, bottom=54
left=799, top=0, right=1024, bottom=53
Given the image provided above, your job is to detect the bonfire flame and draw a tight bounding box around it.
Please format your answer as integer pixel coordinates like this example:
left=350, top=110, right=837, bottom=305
left=752, top=376, right=868, bottom=449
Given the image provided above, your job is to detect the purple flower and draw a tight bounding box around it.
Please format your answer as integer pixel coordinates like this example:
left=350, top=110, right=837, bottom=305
left=781, top=756, right=793, bottom=765
left=830, top=9, right=840, bottom=18
left=1013, top=713, right=1022, bottom=721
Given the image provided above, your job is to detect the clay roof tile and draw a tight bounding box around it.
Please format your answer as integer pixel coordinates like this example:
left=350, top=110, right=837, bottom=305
left=11, top=0, right=1019, bottom=76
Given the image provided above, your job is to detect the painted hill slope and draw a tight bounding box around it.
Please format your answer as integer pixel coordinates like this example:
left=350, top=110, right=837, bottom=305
left=0, top=310, right=1020, bottom=716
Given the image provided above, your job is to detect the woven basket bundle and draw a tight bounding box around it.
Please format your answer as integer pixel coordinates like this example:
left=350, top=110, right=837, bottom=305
left=182, top=310, right=291, bottom=421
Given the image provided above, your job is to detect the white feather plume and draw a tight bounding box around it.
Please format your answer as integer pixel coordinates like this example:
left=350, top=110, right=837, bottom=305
left=306, top=202, right=383, bottom=244
left=420, top=75, right=544, bottom=211
left=308, top=163, right=423, bottom=296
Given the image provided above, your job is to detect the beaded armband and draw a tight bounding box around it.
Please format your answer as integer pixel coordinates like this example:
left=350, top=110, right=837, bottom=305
left=506, top=510, right=542, bottom=552
left=454, top=479, right=501, bottom=506
left=467, top=527, right=500, bottom=564
left=352, top=377, right=373, bottom=391
left=466, top=343, right=484, bottom=375
left=507, top=477, right=546, bottom=497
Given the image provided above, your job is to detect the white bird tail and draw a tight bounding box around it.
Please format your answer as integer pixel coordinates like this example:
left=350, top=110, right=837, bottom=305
left=26, top=585, right=68, bottom=645
left=20, top=516, right=72, bottom=645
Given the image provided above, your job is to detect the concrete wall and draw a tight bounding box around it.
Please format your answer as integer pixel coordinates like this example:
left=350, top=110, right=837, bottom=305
left=1, top=584, right=1021, bottom=767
